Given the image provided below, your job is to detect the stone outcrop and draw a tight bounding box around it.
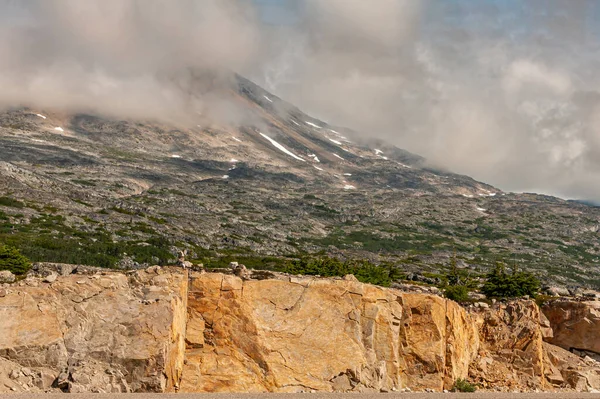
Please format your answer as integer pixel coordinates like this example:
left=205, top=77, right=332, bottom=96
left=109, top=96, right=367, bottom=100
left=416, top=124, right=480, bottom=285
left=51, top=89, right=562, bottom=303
left=180, top=273, right=478, bottom=393
left=2, top=267, right=600, bottom=393
left=469, top=300, right=551, bottom=391
left=0, top=267, right=188, bottom=393
left=542, top=300, right=600, bottom=354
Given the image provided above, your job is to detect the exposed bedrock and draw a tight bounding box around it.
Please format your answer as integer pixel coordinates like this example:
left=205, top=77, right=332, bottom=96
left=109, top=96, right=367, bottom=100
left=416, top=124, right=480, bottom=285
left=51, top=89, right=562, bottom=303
left=1, top=268, right=600, bottom=393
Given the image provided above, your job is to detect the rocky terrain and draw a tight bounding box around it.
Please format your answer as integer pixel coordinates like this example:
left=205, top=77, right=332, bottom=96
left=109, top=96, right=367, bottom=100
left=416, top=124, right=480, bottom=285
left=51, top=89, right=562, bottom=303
left=1, top=266, right=600, bottom=393
left=0, top=72, right=599, bottom=289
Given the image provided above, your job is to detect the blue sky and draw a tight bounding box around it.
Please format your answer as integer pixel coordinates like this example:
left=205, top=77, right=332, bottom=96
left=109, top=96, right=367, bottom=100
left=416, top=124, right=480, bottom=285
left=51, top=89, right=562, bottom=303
left=252, top=0, right=600, bottom=41
left=253, top=0, right=299, bottom=25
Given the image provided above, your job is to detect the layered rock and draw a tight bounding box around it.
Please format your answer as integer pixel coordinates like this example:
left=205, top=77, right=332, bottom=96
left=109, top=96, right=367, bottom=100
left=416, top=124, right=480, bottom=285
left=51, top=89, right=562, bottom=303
left=0, top=267, right=188, bottom=393
left=540, top=300, right=600, bottom=390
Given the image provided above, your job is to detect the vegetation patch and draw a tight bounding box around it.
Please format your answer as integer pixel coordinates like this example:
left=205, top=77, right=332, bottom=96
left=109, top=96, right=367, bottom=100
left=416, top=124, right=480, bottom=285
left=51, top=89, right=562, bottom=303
left=0, top=196, right=25, bottom=208
left=0, top=244, right=31, bottom=275
left=452, top=378, right=476, bottom=393
left=482, top=262, right=540, bottom=298
left=71, top=179, right=97, bottom=187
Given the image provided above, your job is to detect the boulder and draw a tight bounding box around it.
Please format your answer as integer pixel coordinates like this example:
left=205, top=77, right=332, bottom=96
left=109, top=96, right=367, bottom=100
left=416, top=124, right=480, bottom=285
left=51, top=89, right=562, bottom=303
left=58, top=264, right=78, bottom=276
left=0, top=270, right=15, bottom=283
left=232, top=264, right=250, bottom=279
left=544, top=286, right=570, bottom=297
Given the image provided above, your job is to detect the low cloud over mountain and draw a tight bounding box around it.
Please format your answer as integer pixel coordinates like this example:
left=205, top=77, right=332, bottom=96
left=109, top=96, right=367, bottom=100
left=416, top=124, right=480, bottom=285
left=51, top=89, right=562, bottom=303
left=2, top=0, right=600, bottom=200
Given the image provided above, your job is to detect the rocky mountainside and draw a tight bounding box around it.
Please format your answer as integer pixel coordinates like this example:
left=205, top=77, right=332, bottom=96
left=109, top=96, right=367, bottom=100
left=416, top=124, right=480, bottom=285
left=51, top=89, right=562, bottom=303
left=1, top=267, right=599, bottom=393
left=1, top=71, right=600, bottom=288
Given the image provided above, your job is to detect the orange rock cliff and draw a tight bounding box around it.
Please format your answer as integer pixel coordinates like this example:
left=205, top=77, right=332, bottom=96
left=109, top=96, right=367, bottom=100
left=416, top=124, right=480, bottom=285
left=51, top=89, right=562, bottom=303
left=0, top=267, right=599, bottom=393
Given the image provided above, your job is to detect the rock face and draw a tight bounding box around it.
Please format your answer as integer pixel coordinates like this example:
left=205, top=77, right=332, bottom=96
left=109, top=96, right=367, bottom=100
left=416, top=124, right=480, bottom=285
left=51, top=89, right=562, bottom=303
left=180, top=273, right=478, bottom=393
left=1, top=268, right=600, bottom=393
left=0, top=267, right=188, bottom=393
left=469, top=300, right=550, bottom=390
left=542, top=300, right=600, bottom=355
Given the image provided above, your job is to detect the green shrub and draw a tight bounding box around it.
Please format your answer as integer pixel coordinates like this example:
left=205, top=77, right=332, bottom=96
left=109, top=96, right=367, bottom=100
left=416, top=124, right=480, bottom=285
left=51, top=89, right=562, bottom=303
left=444, top=285, right=470, bottom=302
left=443, top=254, right=474, bottom=302
left=279, top=257, right=403, bottom=287
left=482, top=262, right=540, bottom=299
left=452, top=378, right=476, bottom=393
left=0, top=196, right=24, bottom=208
left=0, top=245, right=31, bottom=275
left=110, top=206, right=137, bottom=215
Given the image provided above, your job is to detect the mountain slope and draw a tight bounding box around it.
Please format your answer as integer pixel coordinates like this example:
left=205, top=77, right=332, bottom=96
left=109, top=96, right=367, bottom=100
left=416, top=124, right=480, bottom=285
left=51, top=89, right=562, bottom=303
left=0, top=72, right=599, bottom=288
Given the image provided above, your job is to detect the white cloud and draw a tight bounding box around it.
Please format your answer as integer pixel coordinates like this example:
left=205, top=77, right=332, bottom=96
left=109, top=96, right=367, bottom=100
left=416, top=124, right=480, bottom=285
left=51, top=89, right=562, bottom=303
left=503, top=60, right=572, bottom=96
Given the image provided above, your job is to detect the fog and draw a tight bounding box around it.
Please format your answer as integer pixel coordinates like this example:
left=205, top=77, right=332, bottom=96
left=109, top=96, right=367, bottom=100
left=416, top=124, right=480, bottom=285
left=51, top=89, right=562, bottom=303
left=2, top=0, right=600, bottom=200
left=260, top=0, right=600, bottom=201
left=0, top=0, right=263, bottom=123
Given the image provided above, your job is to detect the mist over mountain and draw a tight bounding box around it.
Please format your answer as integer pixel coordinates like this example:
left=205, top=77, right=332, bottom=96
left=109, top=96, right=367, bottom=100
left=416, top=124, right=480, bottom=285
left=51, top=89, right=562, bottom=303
left=1, top=0, right=600, bottom=201
left=257, top=0, right=600, bottom=202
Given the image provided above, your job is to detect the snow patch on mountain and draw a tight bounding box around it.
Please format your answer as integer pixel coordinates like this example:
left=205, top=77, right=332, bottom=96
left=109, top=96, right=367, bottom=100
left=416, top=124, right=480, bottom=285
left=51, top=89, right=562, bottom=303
left=260, top=132, right=306, bottom=162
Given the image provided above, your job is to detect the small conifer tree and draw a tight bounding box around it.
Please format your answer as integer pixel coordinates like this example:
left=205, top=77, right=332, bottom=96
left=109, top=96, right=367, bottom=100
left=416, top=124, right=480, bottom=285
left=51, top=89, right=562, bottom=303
left=0, top=245, right=31, bottom=275
left=482, top=261, right=540, bottom=298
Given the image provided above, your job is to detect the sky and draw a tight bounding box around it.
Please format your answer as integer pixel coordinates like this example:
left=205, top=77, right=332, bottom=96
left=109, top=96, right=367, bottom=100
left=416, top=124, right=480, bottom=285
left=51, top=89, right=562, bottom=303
left=2, top=0, right=600, bottom=201
left=251, top=0, right=600, bottom=201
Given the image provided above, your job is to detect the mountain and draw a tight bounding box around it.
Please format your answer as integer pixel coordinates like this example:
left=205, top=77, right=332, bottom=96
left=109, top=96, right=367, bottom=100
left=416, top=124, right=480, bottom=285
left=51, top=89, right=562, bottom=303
left=1, top=72, right=599, bottom=288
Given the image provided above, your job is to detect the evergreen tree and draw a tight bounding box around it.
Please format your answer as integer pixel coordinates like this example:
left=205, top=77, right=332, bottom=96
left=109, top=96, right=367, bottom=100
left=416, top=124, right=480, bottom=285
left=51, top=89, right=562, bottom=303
left=482, top=261, right=540, bottom=298
left=447, top=252, right=461, bottom=286
left=444, top=250, right=472, bottom=302
left=0, top=245, right=31, bottom=275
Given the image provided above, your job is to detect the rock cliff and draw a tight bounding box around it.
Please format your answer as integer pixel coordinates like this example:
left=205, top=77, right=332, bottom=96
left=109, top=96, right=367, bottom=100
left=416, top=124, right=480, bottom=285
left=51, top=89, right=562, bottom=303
left=0, top=267, right=188, bottom=393
left=180, top=273, right=478, bottom=393
left=542, top=300, right=600, bottom=354
left=1, top=268, right=599, bottom=393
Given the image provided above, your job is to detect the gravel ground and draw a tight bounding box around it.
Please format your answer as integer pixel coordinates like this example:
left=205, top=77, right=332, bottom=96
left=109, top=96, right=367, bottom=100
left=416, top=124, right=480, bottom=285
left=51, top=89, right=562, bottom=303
left=5, top=393, right=600, bottom=399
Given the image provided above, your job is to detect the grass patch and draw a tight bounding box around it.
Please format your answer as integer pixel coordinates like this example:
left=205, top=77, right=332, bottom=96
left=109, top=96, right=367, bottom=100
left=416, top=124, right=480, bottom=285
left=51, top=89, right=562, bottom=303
left=0, top=196, right=25, bottom=209
left=71, top=179, right=97, bottom=187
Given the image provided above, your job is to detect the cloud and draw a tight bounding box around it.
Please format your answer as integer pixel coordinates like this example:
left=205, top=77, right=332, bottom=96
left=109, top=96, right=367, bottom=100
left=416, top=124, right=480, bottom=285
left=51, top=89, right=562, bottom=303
left=259, top=0, right=600, bottom=201
left=0, top=0, right=263, bottom=122
left=503, top=60, right=572, bottom=96
left=2, top=0, right=600, bottom=201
